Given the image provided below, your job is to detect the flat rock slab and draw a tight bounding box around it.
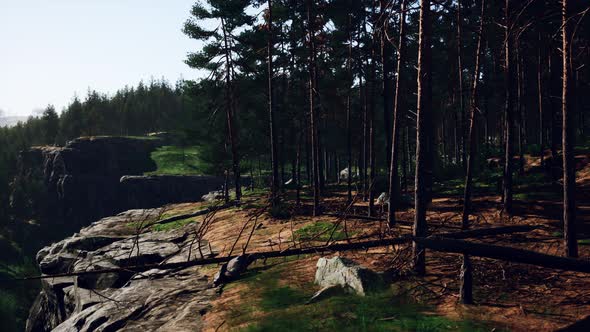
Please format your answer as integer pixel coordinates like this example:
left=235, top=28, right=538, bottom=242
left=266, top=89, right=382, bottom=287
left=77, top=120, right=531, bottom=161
left=53, top=266, right=216, bottom=332
left=27, top=208, right=218, bottom=332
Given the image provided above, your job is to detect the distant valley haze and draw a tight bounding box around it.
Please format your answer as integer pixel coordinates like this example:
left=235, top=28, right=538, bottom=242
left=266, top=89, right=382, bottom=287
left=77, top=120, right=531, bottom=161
left=0, top=0, right=206, bottom=117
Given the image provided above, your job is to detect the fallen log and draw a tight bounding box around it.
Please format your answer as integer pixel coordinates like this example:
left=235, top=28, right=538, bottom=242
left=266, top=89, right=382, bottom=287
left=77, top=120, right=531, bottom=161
left=324, top=212, right=461, bottom=229
left=440, top=225, right=538, bottom=239
left=415, top=237, right=590, bottom=273
left=150, top=202, right=235, bottom=227
left=6, top=225, right=538, bottom=281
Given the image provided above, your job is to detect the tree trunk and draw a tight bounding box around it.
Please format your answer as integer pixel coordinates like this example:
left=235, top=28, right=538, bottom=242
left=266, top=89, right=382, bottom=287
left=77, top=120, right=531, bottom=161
left=381, top=0, right=393, bottom=175
left=460, top=0, right=485, bottom=305
left=267, top=0, right=280, bottom=206
left=368, top=38, right=377, bottom=217
left=562, top=0, right=577, bottom=258
left=307, top=0, right=321, bottom=216
left=457, top=0, right=466, bottom=170
left=516, top=45, right=525, bottom=176
left=462, top=0, right=485, bottom=230
left=538, top=33, right=545, bottom=168
left=502, top=0, right=514, bottom=214
left=388, top=0, right=408, bottom=228
left=413, top=0, right=432, bottom=276
left=402, top=125, right=409, bottom=192
left=221, top=18, right=241, bottom=202
left=346, top=11, right=354, bottom=204
left=296, top=133, right=302, bottom=206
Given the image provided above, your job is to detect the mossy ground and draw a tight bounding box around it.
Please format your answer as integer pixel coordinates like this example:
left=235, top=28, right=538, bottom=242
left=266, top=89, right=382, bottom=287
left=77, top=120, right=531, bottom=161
left=221, top=260, right=499, bottom=332
left=147, top=145, right=203, bottom=175
left=294, top=221, right=348, bottom=242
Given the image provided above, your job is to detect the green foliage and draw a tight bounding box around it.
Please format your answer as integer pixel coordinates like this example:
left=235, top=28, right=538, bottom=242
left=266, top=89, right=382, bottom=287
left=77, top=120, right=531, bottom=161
left=0, top=291, right=19, bottom=332
left=269, top=203, right=291, bottom=219
left=147, top=145, right=204, bottom=175
left=294, top=222, right=347, bottom=242
left=151, top=217, right=197, bottom=232
left=237, top=263, right=498, bottom=332
left=0, top=257, right=40, bottom=332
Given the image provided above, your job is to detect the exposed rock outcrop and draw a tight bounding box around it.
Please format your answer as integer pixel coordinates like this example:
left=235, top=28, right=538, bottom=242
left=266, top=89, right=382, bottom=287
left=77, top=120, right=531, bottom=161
left=10, top=137, right=163, bottom=244
left=314, top=256, right=384, bottom=296
left=9, top=136, right=239, bottom=253
left=27, top=208, right=218, bottom=332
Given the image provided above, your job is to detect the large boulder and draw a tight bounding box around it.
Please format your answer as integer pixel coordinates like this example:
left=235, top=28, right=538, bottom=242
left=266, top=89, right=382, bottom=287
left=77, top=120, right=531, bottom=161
left=314, top=257, right=384, bottom=296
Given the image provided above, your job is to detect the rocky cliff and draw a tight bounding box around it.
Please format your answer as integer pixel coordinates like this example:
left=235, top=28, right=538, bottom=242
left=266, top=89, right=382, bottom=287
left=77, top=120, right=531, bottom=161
left=9, top=136, right=229, bottom=249
left=10, top=137, right=162, bottom=240
left=26, top=206, right=218, bottom=332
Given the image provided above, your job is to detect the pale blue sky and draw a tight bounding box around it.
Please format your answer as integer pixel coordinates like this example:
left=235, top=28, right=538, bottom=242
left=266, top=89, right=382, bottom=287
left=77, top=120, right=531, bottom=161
left=0, top=0, right=204, bottom=116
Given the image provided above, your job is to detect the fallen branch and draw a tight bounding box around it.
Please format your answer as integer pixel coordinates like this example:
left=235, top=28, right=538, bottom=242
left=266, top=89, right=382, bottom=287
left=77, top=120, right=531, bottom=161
left=7, top=225, right=540, bottom=282
left=151, top=202, right=235, bottom=227
left=415, top=237, right=590, bottom=273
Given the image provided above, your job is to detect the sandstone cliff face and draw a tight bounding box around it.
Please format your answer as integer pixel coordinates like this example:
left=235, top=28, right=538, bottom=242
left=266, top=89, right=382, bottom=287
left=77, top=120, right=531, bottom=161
left=26, top=207, right=217, bottom=332
left=9, top=136, right=229, bottom=249
left=10, top=137, right=162, bottom=239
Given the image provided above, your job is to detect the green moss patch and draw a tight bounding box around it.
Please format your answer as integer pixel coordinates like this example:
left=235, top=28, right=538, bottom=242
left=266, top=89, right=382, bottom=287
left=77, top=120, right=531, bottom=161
left=228, top=261, right=499, bottom=332
left=147, top=145, right=203, bottom=175
left=294, top=221, right=348, bottom=242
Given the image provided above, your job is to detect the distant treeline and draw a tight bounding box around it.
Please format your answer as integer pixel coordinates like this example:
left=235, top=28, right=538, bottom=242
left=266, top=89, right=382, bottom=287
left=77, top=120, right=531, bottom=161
left=0, top=79, right=189, bottom=227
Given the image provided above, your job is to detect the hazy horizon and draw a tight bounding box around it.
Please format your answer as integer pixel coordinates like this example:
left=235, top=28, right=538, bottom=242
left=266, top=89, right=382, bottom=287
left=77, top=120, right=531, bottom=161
left=0, top=0, right=203, bottom=117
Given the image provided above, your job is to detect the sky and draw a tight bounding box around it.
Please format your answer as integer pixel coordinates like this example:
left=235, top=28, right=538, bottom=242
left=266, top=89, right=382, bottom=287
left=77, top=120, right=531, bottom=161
left=0, top=0, right=204, bottom=117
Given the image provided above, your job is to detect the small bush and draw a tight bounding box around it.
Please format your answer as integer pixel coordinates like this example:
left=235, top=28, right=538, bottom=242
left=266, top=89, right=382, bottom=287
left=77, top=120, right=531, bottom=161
left=269, top=204, right=291, bottom=220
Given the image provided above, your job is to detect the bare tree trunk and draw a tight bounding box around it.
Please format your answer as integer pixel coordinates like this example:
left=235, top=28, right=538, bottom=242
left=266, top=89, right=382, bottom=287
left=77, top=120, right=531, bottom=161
left=502, top=0, right=514, bottom=214
left=402, top=125, right=409, bottom=192
left=413, top=0, right=432, bottom=276
left=538, top=33, right=545, bottom=168
left=346, top=10, right=354, bottom=204
left=296, top=133, right=302, bottom=206
left=461, top=0, right=485, bottom=230
left=360, top=15, right=369, bottom=203
left=267, top=0, right=279, bottom=207
left=368, top=38, right=377, bottom=217
left=460, top=0, right=485, bottom=305
left=516, top=44, right=525, bottom=176
left=221, top=18, right=241, bottom=202
left=307, top=0, right=321, bottom=216
left=562, top=0, right=577, bottom=258
left=381, top=0, right=393, bottom=175
left=388, top=0, right=407, bottom=228
left=457, top=0, right=466, bottom=169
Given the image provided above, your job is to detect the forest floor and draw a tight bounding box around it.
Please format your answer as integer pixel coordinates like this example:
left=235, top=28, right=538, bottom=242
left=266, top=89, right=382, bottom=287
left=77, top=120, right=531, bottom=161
left=152, top=151, right=590, bottom=331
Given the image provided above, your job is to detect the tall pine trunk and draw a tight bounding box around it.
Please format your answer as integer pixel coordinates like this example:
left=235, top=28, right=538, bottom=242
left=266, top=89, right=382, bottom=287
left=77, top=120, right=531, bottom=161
left=502, top=0, right=514, bottom=214
left=381, top=0, right=393, bottom=175
left=307, top=0, right=321, bottom=216
left=538, top=33, right=545, bottom=167
left=457, top=0, right=466, bottom=169
left=346, top=10, right=354, bottom=204
left=368, top=38, right=377, bottom=217
left=221, top=18, right=241, bottom=202
left=388, top=0, right=407, bottom=228
left=267, top=0, right=280, bottom=206
left=562, top=0, right=578, bottom=258
left=460, top=0, right=485, bottom=305
left=413, top=0, right=432, bottom=276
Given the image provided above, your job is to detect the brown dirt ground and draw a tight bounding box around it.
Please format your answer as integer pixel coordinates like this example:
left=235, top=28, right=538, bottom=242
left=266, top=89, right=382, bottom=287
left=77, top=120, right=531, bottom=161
left=165, top=154, right=590, bottom=331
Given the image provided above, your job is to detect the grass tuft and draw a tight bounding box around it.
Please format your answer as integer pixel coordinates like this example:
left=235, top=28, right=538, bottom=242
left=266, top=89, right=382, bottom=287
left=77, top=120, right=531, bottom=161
left=146, top=145, right=203, bottom=175
left=294, top=222, right=347, bottom=242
